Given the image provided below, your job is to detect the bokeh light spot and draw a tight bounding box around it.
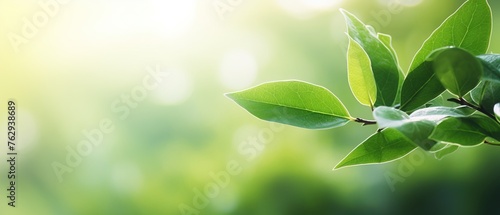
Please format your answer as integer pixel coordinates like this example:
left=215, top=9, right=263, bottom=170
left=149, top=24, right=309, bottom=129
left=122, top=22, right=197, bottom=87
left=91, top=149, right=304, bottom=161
left=219, top=49, right=258, bottom=90
left=152, top=69, right=193, bottom=105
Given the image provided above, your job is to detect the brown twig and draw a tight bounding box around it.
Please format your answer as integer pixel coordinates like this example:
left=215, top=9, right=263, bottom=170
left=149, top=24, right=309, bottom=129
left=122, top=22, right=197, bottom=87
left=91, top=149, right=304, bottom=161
left=484, top=140, right=500, bottom=147
left=354, top=118, right=377, bottom=126
left=447, top=97, right=496, bottom=120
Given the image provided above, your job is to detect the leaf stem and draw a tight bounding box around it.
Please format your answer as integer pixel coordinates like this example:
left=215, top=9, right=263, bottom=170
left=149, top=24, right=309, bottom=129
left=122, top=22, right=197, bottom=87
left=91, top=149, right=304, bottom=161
left=447, top=97, right=496, bottom=120
left=354, top=118, right=377, bottom=126
left=484, top=140, right=500, bottom=147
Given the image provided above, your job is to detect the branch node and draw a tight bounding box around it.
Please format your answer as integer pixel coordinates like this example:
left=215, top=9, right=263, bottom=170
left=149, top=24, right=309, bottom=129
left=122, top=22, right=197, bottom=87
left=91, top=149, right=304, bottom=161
left=354, top=118, right=377, bottom=126
left=447, top=97, right=496, bottom=119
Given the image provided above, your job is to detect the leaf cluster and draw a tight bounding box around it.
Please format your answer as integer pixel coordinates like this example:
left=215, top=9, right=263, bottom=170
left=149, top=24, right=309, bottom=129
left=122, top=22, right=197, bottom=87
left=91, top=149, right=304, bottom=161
left=227, top=0, right=500, bottom=169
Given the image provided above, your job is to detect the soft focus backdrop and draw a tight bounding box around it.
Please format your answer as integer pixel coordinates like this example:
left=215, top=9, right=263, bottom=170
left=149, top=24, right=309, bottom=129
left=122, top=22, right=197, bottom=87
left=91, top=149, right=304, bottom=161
left=1, top=0, right=500, bottom=214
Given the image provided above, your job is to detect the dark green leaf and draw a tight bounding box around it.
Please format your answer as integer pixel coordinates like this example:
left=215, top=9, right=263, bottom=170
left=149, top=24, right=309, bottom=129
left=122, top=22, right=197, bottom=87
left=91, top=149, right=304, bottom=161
left=478, top=54, right=500, bottom=83
left=377, top=33, right=406, bottom=106
left=409, top=0, right=492, bottom=72
left=334, top=128, right=416, bottom=169
left=226, top=80, right=352, bottom=129
left=400, top=61, right=445, bottom=111
left=430, top=115, right=500, bottom=146
left=471, top=81, right=500, bottom=115
left=426, top=95, right=446, bottom=107
left=340, top=9, right=400, bottom=106
left=431, top=47, right=482, bottom=97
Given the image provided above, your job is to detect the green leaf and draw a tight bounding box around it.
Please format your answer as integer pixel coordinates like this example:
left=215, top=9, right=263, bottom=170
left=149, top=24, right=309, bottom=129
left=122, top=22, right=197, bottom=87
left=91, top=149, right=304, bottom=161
left=430, top=115, right=500, bottom=146
left=402, top=0, right=491, bottom=110
left=494, top=103, right=500, bottom=122
left=477, top=55, right=500, bottom=83
left=429, top=142, right=448, bottom=152
left=373, top=106, right=409, bottom=128
left=400, top=61, right=445, bottom=111
left=340, top=9, right=400, bottom=106
left=373, top=107, right=437, bottom=150
left=409, top=0, right=492, bottom=72
left=434, top=145, right=459, bottom=160
left=431, top=47, right=483, bottom=97
left=471, top=81, right=500, bottom=115
left=378, top=33, right=402, bottom=73
left=334, top=128, right=416, bottom=169
left=226, top=80, right=352, bottom=129
left=347, top=37, right=377, bottom=107
left=378, top=34, right=395, bottom=56
left=378, top=33, right=405, bottom=105
left=409, top=106, right=474, bottom=122
left=426, top=95, right=446, bottom=107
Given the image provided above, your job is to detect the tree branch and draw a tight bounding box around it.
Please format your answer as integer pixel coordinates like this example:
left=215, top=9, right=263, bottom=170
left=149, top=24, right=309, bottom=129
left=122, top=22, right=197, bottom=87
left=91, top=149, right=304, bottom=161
left=484, top=140, right=500, bottom=147
left=354, top=118, right=377, bottom=126
left=447, top=97, right=496, bottom=120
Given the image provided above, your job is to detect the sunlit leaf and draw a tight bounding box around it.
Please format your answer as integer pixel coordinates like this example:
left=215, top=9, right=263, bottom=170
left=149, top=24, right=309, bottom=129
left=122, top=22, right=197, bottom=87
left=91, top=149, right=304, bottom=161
left=341, top=9, right=400, bottom=106
left=409, top=0, right=491, bottom=72
left=334, top=128, right=416, bottom=169
left=431, top=47, right=482, bottom=97
left=378, top=33, right=396, bottom=59
left=378, top=33, right=403, bottom=74
left=403, top=0, right=491, bottom=110
left=226, top=80, right=352, bottom=129
left=347, top=37, right=377, bottom=107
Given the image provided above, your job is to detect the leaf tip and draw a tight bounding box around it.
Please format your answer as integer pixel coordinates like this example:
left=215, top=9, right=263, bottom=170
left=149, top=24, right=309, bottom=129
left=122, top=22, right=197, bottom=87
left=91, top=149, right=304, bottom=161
left=332, top=163, right=346, bottom=171
left=224, top=92, right=236, bottom=100
left=339, top=8, right=354, bottom=18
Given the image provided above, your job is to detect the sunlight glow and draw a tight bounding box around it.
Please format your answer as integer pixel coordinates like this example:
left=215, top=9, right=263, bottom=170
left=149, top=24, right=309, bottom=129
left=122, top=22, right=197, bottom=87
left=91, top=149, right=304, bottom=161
left=150, top=0, right=198, bottom=39
left=276, top=0, right=343, bottom=17
left=219, top=49, right=258, bottom=90
left=378, top=0, right=423, bottom=7
left=152, top=69, right=193, bottom=105
left=111, top=163, right=144, bottom=193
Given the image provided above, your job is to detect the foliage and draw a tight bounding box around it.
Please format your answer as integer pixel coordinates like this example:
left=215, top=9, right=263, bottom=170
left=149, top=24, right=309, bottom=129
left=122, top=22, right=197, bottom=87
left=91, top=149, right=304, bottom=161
left=227, top=0, right=500, bottom=169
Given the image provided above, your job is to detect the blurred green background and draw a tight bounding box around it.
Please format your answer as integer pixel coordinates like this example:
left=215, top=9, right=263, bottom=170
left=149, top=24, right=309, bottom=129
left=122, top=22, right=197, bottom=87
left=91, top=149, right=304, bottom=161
left=1, top=0, right=500, bottom=214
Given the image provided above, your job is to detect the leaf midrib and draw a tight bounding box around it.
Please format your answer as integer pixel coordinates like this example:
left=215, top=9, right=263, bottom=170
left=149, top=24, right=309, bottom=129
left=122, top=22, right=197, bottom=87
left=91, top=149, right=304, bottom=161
left=339, top=138, right=414, bottom=166
left=457, top=3, right=479, bottom=47
left=401, top=72, right=438, bottom=109
left=233, top=97, right=350, bottom=120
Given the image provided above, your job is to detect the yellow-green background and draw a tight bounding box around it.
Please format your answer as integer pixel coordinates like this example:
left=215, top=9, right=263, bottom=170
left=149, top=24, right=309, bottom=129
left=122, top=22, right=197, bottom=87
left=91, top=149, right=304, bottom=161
left=1, top=0, right=500, bottom=214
